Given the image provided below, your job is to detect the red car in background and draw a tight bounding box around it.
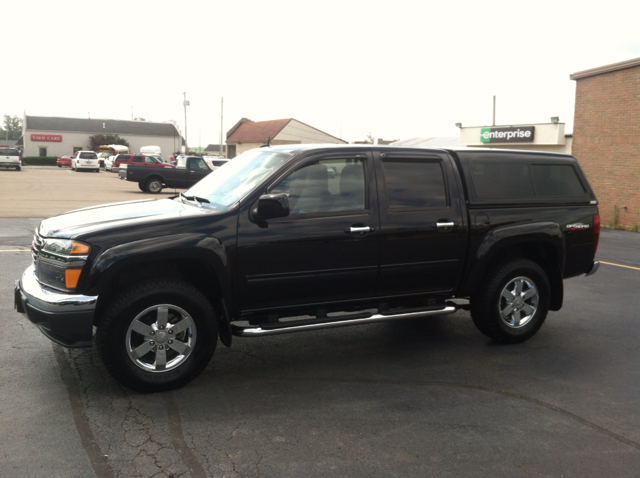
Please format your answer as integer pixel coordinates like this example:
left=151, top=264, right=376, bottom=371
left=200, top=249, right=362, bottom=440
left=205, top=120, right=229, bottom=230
left=57, top=155, right=73, bottom=167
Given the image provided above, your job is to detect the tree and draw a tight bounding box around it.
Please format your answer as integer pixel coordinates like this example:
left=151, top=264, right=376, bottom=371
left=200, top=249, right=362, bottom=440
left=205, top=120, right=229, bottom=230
left=89, top=134, right=130, bottom=150
left=365, top=132, right=375, bottom=144
left=1, top=115, right=22, bottom=141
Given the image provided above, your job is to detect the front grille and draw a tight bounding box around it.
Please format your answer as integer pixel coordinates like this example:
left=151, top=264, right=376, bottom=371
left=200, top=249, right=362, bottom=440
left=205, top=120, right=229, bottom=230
left=32, top=230, right=44, bottom=263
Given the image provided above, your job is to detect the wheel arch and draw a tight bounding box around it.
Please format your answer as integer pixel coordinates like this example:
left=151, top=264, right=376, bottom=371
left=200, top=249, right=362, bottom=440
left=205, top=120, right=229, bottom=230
left=87, top=234, right=234, bottom=345
left=461, top=222, right=565, bottom=311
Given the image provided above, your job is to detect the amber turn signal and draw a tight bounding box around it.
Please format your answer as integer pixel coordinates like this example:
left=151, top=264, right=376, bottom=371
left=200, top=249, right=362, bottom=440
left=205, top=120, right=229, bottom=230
left=65, top=269, right=82, bottom=289
left=71, top=242, right=90, bottom=254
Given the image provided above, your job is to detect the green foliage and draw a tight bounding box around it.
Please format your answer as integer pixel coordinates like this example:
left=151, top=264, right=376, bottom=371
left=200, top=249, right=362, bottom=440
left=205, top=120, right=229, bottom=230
left=1, top=115, right=22, bottom=141
left=89, top=134, right=130, bottom=150
left=365, top=133, right=375, bottom=144
left=24, top=156, right=58, bottom=165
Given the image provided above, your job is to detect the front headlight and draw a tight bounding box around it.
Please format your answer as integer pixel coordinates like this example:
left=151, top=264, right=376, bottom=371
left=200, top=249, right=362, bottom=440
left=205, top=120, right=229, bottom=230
left=37, top=239, right=91, bottom=291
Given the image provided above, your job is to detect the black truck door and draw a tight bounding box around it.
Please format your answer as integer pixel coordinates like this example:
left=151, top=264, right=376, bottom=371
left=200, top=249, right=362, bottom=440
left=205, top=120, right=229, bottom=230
left=236, top=153, right=380, bottom=311
left=373, top=151, right=466, bottom=297
left=186, top=157, right=211, bottom=186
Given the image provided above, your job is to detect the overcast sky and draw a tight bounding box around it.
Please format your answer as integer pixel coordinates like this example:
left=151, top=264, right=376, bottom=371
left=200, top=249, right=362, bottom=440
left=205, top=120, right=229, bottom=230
left=3, top=0, right=639, bottom=147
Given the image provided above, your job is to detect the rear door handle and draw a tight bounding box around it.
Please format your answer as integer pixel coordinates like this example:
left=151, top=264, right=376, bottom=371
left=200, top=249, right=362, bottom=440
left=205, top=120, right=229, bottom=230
left=347, top=226, right=373, bottom=234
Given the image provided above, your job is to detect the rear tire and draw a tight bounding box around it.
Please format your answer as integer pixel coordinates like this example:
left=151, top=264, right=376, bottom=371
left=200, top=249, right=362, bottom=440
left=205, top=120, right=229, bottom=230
left=146, top=178, right=163, bottom=194
left=96, top=279, right=218, bottom=393
left=15, top=165, right=21, bottom=171
left=471, top=258, right=550, bottom=343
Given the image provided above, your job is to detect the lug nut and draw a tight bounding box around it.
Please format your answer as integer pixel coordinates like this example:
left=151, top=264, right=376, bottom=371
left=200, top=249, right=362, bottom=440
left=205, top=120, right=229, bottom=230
left=168, top=340, right=173, bottom=344
left=168, top=330, right=173, bottom=335
left=158, top=345, right=164, bottom=350
left=149, top=341, right=155, bottom=346
left=159, top=325, right=165, bottom=330
left=150, top=331, right=155, bottom=336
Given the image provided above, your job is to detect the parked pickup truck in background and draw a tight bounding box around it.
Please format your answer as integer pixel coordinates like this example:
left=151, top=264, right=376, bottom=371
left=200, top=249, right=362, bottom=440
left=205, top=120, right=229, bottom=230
left=0, top=147, right=22, bottom=170
left=124, top=155, right=211, bottom=193
left=14, top=145, right=600, bottom=392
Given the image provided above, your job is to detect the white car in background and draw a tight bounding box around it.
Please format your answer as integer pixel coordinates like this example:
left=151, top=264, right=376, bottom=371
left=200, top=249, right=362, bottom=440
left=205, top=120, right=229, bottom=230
left=203, top=156, right=229, bottom=170
left=71, top=151, right=100, bottom=172
left=104, top=155, right=116, bottom=171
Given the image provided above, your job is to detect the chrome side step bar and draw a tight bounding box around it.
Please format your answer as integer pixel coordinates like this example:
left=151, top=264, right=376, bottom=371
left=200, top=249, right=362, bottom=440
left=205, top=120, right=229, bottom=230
left=231, top=306, right=457, bottom=337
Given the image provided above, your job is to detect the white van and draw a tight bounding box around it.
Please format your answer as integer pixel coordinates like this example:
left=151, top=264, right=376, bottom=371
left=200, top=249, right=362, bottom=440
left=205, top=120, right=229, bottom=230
left=140, top=145, right=162, bottom=159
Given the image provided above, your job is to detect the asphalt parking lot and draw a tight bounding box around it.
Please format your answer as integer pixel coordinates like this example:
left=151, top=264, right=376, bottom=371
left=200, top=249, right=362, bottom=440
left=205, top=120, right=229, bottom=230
left=1, top=166, right=639, bottom=477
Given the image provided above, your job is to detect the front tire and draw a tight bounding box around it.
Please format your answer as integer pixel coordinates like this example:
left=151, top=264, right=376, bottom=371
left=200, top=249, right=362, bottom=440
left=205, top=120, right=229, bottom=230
left=96, top=280, right=218, bottom=392
left=471, top=258, right=550, bottom=343
left=138, top=182, right=147, bottom=192
left=146, top=178, right=163, bottom=194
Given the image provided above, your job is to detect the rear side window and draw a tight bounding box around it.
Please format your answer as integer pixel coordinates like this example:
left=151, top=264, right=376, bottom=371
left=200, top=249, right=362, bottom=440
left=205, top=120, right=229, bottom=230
left=382, top=158, right=447, bottom=209
left=470, top=162, right=534, bottom=199
left=470, top=161, right=586, bottom=200
left=531, top=164, right=585, bottom=197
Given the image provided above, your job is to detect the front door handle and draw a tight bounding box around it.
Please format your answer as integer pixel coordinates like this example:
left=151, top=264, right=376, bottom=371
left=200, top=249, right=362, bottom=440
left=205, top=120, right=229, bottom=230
left=436, top=221, right=455, bottom=229
left=347, top=226, right=373, bottom=234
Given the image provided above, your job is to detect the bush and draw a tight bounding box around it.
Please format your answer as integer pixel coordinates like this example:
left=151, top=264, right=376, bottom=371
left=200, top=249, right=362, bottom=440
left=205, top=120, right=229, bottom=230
left=24, top=156, right=58, bottom=166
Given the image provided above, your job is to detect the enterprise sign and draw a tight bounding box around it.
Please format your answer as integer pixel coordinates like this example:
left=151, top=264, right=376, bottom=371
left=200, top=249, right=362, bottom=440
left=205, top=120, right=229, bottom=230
left=480, top=126, right=535, bottom=143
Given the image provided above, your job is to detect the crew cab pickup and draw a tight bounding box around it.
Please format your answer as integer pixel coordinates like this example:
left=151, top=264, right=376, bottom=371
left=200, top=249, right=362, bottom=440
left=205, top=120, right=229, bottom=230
left=125, top=155, right=211, bottom=193
left=14, top=145, right=600, bottom=392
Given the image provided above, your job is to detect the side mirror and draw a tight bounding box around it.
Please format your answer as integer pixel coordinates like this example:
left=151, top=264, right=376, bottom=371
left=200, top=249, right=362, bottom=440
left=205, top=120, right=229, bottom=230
left=252, top=193, right=290, bottom=223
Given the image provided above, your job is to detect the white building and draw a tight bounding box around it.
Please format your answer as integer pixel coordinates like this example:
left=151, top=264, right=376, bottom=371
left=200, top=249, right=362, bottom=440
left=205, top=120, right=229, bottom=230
left=22, top=115, right=184, bottom=158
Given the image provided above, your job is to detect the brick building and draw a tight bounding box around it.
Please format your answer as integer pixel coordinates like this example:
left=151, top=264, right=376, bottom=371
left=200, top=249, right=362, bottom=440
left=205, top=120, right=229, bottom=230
left=225, top=118, right=346, bottom=158
left=571, top=57, right=640, bottom=230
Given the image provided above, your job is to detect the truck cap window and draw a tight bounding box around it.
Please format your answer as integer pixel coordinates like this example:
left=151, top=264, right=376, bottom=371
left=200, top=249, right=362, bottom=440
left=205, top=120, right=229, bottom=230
left=471, top=161, right=585, bottom=199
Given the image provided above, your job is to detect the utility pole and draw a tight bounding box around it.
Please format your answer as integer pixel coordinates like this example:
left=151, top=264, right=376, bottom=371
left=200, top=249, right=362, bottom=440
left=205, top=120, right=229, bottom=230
left=220, top=97, right=224, bottom=156
left=493, top=95, right=496, bottom=126
left=183, top=92, right=190, bottom=152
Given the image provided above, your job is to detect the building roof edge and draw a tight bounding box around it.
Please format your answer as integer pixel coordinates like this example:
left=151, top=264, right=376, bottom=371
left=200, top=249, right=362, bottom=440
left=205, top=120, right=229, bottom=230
left=570, top=57, right=640, bottom=80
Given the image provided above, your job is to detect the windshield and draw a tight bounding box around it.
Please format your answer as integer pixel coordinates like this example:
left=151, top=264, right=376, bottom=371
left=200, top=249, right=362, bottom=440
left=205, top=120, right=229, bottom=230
left=184, top=149, right=292, bottom=210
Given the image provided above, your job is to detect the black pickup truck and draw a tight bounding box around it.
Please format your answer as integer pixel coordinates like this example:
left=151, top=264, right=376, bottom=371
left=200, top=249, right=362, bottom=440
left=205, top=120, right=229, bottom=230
left=15, top=145, right=600, bottom=392
left=125, top=155, right=212, bottom=193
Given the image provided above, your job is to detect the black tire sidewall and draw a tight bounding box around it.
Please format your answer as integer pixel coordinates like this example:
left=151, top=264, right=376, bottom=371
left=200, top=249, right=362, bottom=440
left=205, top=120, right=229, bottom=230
left=146, top=179, right=162, bottom=193
left=97, top=281, right=217, bottom=392
left=472, top=259, right=550, bottom=343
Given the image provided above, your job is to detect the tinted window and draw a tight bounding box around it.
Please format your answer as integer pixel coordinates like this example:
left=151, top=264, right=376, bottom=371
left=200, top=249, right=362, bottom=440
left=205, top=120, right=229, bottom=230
left=470, top=162, right=535, bottom=199
left=188, top=158, right=206, bottom=169
left=271, top=158, right=366, bottom=215
left=531, top=164, right=585, bottom=197
left=79, top=152, right=97, bottom=159
left=382, top=158, right=447, bottom=209
left=133, top=156, right=143, bottom=163
left=471, top=161, right=586, bottom=200
left=0, top=149, right=19, bottom=156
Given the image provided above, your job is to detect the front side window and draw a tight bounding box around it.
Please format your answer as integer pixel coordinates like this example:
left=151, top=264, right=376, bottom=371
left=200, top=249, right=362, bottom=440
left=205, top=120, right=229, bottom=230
left=270, top=158, right=366, bottom=215
left=382, top=158, right=447, bottom=209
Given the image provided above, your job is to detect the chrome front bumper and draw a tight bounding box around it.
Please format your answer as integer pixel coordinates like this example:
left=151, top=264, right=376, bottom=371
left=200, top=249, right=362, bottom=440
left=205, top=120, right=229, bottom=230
left=14, top=265, right=97, bottom=347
